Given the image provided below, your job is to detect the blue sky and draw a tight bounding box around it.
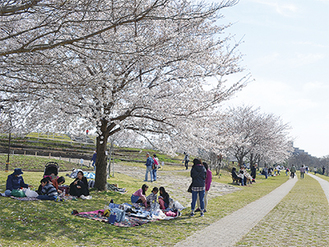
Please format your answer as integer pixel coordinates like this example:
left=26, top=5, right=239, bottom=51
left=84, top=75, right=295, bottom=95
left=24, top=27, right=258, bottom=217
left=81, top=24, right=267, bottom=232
left=218, top=0, right=329, bottom=157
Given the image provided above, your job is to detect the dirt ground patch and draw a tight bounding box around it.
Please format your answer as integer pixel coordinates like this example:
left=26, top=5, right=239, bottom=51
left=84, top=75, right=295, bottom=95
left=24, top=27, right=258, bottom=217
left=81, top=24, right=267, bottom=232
left=113, top=163, right=240, bottom=207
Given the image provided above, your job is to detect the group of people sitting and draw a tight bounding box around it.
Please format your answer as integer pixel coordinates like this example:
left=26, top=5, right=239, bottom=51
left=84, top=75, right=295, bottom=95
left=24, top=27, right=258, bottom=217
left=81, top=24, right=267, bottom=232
left=131, top=184, right=170, bottom=210
left=37, top=170, right=91, bottom=200
left=4, top=168, right=90, bottom=200
left=231, top=166, right=255, bottom=186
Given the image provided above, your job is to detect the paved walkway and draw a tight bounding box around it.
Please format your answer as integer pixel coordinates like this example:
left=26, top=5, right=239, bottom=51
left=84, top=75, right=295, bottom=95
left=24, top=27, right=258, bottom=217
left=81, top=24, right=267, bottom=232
left=175, top=176, right=298, bottom=247
left=308, top=173, right=329, bottom=204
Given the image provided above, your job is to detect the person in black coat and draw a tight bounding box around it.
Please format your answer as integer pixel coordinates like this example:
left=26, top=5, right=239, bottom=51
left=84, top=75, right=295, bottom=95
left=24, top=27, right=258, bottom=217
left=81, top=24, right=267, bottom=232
left=232, top=167, right=242, bottom=183
left=251, top=164, right=257, bottom=181
left=69, top=171, right=89, bottom=197
left=190, top=158, right=207, bottom=217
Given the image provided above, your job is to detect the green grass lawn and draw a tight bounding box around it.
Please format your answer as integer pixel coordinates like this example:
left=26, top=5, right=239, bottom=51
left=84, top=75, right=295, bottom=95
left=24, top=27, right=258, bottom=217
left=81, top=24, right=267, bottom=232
left=0, top=155, right=93, bottom=172
left=236, top=174, right=329, bottom=246
left=26, top=132, right=72, bottom=141
left=0, top=169, right=288, bottom=246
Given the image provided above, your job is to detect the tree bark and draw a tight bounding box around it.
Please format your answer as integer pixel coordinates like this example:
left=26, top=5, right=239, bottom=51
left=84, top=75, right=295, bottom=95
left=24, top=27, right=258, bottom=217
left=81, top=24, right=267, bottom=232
left=94, top=119, right=110, bottom=191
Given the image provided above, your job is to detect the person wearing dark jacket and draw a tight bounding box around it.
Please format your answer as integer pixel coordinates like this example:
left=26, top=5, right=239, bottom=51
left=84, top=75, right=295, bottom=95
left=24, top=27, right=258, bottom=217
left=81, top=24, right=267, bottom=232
left=5, top=168, right=31, bottom=196
left=231, top=167, right=242, bottom=183
left=251, top=164, right=257, bottom=181
left=190, top=158, right=206, bottom=217
left=69, top=171, right=89, bottom=197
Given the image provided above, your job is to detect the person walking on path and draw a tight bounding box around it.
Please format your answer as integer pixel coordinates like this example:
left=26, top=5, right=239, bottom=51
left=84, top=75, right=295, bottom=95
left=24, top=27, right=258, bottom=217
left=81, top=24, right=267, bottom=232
left=91, top=150, right=97, bottom=170
left=290, top=164, right=296, bottom=178
left=5, top=168, right=32, bottom=196
left=286, top=167, right=290, bottom=176
left=196, top=162, right=212, bottom=212
left=144, top=153, right=154, bottom=182
left=300, top=165, right=306, bottom=179
left=152, top=154, right=160, bottom=181
left=183, top=152, right=189, bottom=170
left=190, top=158, right=207, bottom=217
left=323, top=166, right=326, bottom=175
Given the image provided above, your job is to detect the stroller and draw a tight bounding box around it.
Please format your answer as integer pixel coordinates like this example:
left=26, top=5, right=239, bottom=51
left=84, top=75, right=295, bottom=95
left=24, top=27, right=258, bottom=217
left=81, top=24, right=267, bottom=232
left=37, top=162, right=60, bottom=196
left=44, top=162, right=59, bottom=177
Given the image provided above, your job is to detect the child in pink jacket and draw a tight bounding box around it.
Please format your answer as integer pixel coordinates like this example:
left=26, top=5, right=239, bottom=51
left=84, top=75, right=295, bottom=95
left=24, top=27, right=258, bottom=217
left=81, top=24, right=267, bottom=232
left=131, top=184, right=149, bottom=207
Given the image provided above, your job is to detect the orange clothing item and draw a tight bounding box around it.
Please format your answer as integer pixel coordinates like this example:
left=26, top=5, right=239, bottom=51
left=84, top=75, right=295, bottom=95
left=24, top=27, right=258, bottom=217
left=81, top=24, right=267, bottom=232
left=51, top=178, right=59, bottom=190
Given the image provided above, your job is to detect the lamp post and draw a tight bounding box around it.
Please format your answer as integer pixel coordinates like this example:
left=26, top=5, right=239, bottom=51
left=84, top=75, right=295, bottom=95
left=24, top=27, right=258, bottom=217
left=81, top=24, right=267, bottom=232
left=5, top=131, right=11, bottom=172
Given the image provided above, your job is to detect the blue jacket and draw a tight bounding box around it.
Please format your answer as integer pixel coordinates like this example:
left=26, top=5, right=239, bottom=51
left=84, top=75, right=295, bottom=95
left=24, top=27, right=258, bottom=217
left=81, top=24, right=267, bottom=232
left=91, top=153, right=97, bottom=162
left=6, top=174, right=28, bottom=191
left=145, top=157, right=154, bottom=167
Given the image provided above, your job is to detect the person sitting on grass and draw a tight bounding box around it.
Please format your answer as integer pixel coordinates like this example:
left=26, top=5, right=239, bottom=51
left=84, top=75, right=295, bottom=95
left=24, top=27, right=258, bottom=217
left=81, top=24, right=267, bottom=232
left=69, top=171, right=89, bottom=198
left=131, top=184, right=149, bottom=207
left=37, top=177, right=51, bottom=195
left=37, top=178, right=58, bottom=200
left=5, top=168, right=32, bottom=196
left=146, top=187, right=159, bottom=206
left=159, top=187, right=170, bottom=209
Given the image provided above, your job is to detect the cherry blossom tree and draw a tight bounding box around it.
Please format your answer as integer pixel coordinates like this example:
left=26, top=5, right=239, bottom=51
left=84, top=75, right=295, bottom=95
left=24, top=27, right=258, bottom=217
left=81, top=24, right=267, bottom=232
left=1, top=0, right=248, bottom=190
left=221, top=106, right=292, bottom=167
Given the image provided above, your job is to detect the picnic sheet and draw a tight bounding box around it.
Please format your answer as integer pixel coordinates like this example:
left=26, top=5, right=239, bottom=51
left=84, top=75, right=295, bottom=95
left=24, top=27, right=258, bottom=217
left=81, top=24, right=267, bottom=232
left=74, top=207, right=181, bottom=227
left=76, top=210, right=153, bottom=227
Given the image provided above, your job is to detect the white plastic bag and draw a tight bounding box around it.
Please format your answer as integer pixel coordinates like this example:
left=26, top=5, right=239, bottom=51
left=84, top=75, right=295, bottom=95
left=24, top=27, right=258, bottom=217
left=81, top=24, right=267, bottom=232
left=23, top=188, right=38, bottom=198
left=151, top=209, right=166, bottom=220
left=173, top=200, right=185, bottom=210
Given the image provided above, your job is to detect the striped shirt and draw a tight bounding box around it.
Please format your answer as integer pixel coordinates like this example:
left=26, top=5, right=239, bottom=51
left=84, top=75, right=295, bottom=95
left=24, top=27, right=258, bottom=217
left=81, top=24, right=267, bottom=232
left=42, top=183, right=58, bottom=197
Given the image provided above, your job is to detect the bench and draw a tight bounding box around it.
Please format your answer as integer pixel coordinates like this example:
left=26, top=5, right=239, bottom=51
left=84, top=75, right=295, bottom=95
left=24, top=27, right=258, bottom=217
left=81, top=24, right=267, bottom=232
left=232, top=175, right=241, bottom=184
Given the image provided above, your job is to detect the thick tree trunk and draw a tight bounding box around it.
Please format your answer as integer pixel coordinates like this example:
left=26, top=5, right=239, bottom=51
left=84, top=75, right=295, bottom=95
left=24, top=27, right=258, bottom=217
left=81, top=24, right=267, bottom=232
left=235, top=153, right=245, bottom=168
left=94, top=119, right=110, bottom=191
left=249, top=153, right=254, bottom=167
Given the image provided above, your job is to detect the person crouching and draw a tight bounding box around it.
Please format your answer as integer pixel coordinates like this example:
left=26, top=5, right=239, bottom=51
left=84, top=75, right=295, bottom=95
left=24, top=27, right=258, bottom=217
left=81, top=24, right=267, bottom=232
left=37, top=178, right=58, bottom=200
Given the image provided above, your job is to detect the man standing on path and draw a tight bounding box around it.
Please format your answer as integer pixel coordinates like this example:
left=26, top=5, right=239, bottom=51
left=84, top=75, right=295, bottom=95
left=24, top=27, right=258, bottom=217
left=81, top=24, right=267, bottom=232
left=144, top=153, right=154, bottom=182
left=290, top=164, right=296, bottom=178
left=183, top=152, right=189, bottom=170
left=323, top=166, right=326, bottom=175
left=300, top=165, right=305, bottom=179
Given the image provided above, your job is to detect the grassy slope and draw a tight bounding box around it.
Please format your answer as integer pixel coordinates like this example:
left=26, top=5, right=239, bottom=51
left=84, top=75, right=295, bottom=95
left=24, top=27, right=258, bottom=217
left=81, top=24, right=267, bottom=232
left=0, top=169, right=288, bottom=247
left=0, top=155, right=94, bottom=172
left=236, top=174, right=329, bottom=246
